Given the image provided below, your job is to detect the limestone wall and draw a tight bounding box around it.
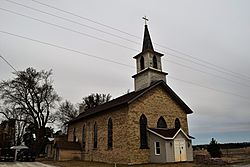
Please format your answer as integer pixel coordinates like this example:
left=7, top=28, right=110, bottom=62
left=127, top=85, right=189, bottom=164
left=68, top=106, right=129, bottom=164
left=67, top=85, right=190, bottom=164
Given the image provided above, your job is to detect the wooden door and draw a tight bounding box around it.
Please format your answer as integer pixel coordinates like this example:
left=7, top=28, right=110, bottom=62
left=174, top=139, right=187, bottom=162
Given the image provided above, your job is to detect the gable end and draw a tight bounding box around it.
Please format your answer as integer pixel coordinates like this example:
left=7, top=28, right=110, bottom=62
left=128, top=80, right=193, bottom=114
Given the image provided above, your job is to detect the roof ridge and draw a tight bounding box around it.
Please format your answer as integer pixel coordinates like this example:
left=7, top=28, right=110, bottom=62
left=68, top=80, right=192, bottom=124
left=78, top=91, right=136, bottom=115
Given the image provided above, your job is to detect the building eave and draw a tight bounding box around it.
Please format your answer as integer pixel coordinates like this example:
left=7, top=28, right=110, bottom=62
left=128, top=80, right=193, bottom=114
left=148, top=128, right=192, bottom=140
left=133, top=50, right=164, bottom=59
left=132, top=67, right=168, bottom=78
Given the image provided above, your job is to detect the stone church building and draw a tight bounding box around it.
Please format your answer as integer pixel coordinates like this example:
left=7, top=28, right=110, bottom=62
left=57, top=24, right=194, bottom=164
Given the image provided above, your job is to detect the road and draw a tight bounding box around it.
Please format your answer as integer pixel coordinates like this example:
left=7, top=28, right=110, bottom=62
left=0, top=162, right=57, bottom=167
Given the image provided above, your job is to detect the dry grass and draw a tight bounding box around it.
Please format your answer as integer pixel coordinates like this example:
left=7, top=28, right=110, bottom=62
left=40, top=160, right=126, bottom=167
left=40, top=159, right=250, bottom=167
left=221, top=148, right=250, bottom=164
left=245, top=147, right=250, bottom=154
left=39, top=148, right=250, bottom=167
left=40, top=160, right=195, bottom=167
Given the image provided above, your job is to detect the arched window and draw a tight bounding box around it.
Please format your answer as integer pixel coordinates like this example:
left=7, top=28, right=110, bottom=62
left=157, top=116, right=167, bottom=128
left=82, top=125, right=86, bottom=149
left=140, top=114, right=148, bottom=149
left=93, top=122, right=98, bottom=148
left=175, top=118, right=181, bottom=129
left=107, top=118, right=113, bottom=149
left=140, top=56, right=145, bottom=70
left=153, top=55, right=157, bottom=69
left=73, top=128, right=76, bottom=142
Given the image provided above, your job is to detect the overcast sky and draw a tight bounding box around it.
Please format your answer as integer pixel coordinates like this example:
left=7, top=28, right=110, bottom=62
left=0, top=0, right=250, bottom=145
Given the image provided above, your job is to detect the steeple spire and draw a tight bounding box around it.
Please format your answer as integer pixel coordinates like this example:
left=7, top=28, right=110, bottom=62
left=142, top=25, right=154, bottom=51
left=132, top=22, right=168, bottom=91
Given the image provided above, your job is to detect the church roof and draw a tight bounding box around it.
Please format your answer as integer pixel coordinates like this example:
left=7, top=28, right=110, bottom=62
left=149, top=128, right=179, bottom=138
left=68, top=80, right=193, bottom=124
left=68, top=87, right=146, bottom=123
left=148, top=128, right=194, bottom=140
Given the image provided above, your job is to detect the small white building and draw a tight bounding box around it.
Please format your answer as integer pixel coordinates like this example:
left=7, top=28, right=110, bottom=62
left=148, top=128, right=194, bottom=163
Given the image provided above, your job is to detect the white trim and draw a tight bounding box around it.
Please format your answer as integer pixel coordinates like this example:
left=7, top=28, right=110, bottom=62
left=147, top=128, right=191, bottom=140
left=173, top=129, right=191, bottom=140
left=154, top=141, right=161, bottom=155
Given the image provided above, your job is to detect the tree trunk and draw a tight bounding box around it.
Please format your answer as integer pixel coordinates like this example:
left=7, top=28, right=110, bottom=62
left=33, top=127, right=46, bottom=156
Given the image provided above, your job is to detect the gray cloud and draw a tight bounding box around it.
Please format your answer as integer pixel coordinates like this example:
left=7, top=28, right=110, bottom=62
left=1, top=0, right=250, bottom=144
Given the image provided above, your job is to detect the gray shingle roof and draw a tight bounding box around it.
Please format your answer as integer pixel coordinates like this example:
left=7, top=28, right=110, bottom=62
left=68, top=80, right=193, bottom=124
left=149, top=128, right=179, bottom=138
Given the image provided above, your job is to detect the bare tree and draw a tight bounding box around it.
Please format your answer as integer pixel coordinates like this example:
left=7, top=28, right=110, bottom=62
left=0, top=103, right=28, bottom=145
left=55, top=100, right=78, bottom=133
left=79, top=93, right=112, bottom=112
left=0, top=67, right=60, bottom=153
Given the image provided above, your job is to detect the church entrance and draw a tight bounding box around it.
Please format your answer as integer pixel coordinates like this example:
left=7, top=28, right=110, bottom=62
left=174, top=139, right=187, bottom=162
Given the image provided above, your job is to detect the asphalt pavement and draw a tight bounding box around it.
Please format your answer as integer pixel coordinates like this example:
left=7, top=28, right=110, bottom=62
left=0, top=162, right=57, bottom=167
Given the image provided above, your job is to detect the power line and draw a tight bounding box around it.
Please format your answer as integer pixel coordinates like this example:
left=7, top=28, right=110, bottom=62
left=0, top=54, right=17, bottom=72
left=3, top=1, right=250, bottom=84
left=30, top=0, right=139, bottom=39
left=158, top=44, right=250, bottom=81
left=28, top=0, right=250, bottom=81
left=0, top=7, right=138, bottom=53
left=0, top=30, right=134, bottom=68
left=168, top=76, right=250, bottom=101
left=165, top=59, right=250, bottom=88
left=2, top=6, right=250, bottom=87
left=166, top=52, right=250, bottom=83
left=2, top=5, right=250, bottom=92
left=5, top=0, right=141, bottom=45
left=0, top=30, right=249, bottom=101
left=1, top=3, right=250, bottom=89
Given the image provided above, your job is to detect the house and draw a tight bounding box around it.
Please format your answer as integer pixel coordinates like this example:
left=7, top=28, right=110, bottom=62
left=45, top=134, right=81, bottom=161
left=57, top=23, right=194, bottom=164
left=0, top=119, right=15, bottom=148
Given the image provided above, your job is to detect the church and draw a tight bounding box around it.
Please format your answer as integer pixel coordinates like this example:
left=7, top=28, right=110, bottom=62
left=54, top=23, right=194, bottom=164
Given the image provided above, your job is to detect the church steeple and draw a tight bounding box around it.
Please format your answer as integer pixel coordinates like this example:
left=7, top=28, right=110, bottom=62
left=132, top=23, right=168, bottom=91
left=142, top=25, right=154, bottom=52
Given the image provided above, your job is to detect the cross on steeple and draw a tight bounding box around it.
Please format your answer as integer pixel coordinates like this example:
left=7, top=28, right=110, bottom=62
left=142, top=16, right=149, bottom=25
